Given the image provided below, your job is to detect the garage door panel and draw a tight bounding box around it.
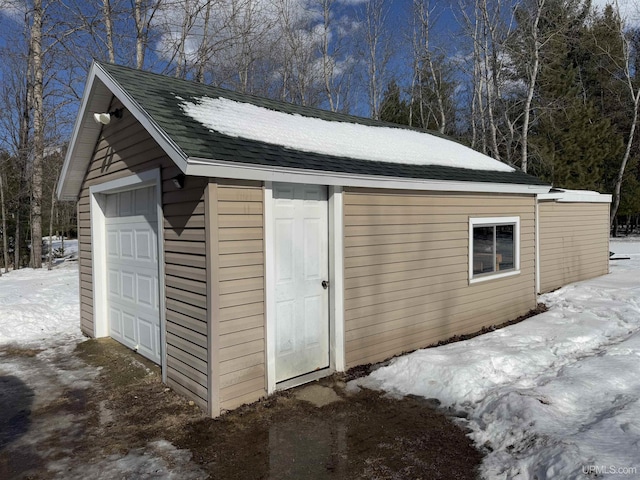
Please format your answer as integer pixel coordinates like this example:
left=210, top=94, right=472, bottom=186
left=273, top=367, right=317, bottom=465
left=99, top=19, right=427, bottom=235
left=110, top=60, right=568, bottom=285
left=110, top=307, right=122, bottom=336
left=121, top=271, right=135, bottom=301
left=137, top=316, right=155, bottom=355
left=137, top=273, right=154, bottom=307
left=107, top=231, right=119, bottom=256
left=122, top=310, right=137, bottom=343
left=108, top=269, right=120, bottom=297
left=120, top=229, right=135, bottom=259
left=104, top=186, right=161, bottom=364
left=135, top=230, right=154, bottom=261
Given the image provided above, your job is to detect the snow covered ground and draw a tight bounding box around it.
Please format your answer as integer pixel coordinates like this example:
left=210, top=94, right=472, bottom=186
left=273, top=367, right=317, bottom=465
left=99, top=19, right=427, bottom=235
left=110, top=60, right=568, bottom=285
left=0, top=239, right=82, bottom=346
left=353, top=237, right=640, bottom=479
left=0, top=243, right=205, bottom=479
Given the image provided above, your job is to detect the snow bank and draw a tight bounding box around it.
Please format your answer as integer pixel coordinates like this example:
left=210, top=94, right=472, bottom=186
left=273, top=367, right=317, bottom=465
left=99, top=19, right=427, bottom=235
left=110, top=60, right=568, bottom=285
left=180, top=96, right=515, bottom=172
left=0, top=258, right=82, bottom=346
left=353, top=239, right=640, bottom=479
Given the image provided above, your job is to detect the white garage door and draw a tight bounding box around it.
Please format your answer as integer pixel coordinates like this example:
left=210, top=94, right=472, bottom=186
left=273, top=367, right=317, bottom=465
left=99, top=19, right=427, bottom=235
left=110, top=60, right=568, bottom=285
left=104, top=186, right=160, bottom=364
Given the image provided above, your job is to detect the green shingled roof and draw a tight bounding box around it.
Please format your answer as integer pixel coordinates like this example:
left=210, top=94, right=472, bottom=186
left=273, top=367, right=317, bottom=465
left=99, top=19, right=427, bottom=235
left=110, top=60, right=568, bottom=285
left=100, top=62, right=548, bottom=187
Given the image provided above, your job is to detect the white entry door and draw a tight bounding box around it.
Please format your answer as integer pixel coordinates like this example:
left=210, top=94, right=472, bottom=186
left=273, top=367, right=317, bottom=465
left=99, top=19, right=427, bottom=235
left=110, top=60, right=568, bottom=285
left=273, top=183, right=329, bottom=383
left=104, top=186, right=161, bottom=364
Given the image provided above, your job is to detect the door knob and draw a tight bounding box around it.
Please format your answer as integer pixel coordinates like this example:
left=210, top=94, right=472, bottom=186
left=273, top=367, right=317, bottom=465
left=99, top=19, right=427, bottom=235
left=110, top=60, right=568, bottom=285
left=322, top=280, right=329, bottom=289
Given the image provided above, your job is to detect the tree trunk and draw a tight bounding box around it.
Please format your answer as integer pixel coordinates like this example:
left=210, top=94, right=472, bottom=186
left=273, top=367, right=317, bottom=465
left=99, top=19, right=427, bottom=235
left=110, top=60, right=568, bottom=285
left=31, top=0, right=44, bottom=269
left=14, top=209, right=20, bottom=269
left=15, top=51, right=32, bottom=270
left=364, top=0, right=389, bottom=120
left=610, top=94, right=638, bottom=225
left=520, top=0, right=544, bottom=173
left=102, top=0, right=115, bottom=63
left=175, top=0, right=192, bottom=78
left=196, top=0, right=213, bottom=82
left=480, top=0, right=500, bottom=161
left=134, top=0, right=145, bottom=69
left=47, top=175, right=57, bottom=271
left=413, top=0, right=446, bottom=133
left=0, top=173, right=6, bottom=274
left=320, top=0, right=337, bottom=112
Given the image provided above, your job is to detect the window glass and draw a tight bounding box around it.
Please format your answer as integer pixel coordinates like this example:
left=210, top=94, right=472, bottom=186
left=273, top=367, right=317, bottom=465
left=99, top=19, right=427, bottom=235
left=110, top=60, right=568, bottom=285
left=496, top=224, right=514, bottom=271
left=473, top=226, right=494, bottom=275
left=471, top=219, right=518, bottom=279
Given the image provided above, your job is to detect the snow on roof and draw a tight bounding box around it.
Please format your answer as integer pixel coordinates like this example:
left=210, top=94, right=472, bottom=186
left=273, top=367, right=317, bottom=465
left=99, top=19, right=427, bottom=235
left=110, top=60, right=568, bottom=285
left=179, top=96, right=515, bottom=173
left=539, top=188, right=611, bottom=203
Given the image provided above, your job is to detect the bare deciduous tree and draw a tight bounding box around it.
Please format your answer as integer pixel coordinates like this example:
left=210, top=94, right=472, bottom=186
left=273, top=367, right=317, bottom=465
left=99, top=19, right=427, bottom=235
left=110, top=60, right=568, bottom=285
left=102, top=0, right=116, bottom=62
left=517, top=0, right=545, bottom=173
left=458, top=0, right=515, bottom=160
left=410, top=0, right=447, bottom=132
left=362, top=0, right=392, bottom=120
left=195, top=0, right=213, bottom=82
left=31, top=0, right=45, bottom=268
left=134, top=0, right=163, bottom=69
left=609, top=0, right=640, bottom=226
left=0, top=170, right=7, bottom=273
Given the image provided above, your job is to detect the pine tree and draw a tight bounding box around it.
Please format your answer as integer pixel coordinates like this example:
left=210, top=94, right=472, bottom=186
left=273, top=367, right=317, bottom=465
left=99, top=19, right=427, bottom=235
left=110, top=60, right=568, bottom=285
left=379, top=80, right=410, bottom=126
left=528, top=0, right=623, bottom=189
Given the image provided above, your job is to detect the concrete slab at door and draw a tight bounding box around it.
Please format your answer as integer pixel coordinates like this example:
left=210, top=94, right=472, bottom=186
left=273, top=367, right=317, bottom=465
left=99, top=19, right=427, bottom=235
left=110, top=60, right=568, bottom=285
left=273, top=183, right=329, bottom=383
left=104, top=186, right=160, bottom=364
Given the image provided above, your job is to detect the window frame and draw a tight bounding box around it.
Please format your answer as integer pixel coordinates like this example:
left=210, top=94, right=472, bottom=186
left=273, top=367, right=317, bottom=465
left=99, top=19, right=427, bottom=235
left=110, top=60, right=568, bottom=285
left=469, top=216, right=520, bottom=284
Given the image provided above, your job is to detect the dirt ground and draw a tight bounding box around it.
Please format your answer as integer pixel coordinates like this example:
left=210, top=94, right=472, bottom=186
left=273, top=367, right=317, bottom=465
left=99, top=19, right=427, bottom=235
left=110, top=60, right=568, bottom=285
left=0, top=338, right=482, bottom=479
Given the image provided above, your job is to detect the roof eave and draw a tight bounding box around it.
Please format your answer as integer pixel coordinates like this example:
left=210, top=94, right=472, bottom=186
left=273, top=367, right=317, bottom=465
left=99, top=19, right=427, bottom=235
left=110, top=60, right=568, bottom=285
left=185, top=157, right=552, bottom=195
left=56, top=62, right=108, bottom=201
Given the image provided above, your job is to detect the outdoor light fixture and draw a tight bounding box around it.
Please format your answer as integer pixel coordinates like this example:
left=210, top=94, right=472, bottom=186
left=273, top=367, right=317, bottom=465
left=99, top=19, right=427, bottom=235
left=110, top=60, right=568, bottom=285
left=93, top=108, right=123, bottom=125
left=172, top=173, right=186, bottom=189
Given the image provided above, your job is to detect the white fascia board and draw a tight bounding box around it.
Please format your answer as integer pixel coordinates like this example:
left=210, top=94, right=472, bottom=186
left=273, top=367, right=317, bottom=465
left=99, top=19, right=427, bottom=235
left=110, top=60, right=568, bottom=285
left=57, top=62, right=106, bottom=201
left=186, top=157, right=551, bottom=195
left=537, top=192, right=612, bottom=203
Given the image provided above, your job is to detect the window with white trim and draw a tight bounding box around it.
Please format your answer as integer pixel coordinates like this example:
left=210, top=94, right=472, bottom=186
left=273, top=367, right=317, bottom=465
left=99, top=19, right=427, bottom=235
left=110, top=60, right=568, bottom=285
left=469, top=216, right=520, bottom=282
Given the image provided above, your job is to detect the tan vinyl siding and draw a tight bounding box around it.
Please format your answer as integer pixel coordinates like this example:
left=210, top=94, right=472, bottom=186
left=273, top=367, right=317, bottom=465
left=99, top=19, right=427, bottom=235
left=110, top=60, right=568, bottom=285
left=343, top=188, right=537, bottom=368
left=77, top=97, right=209, bottom=411
left=538, top=201, right=610, bottom=294
left=209, top=179, right=266, bottom=413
